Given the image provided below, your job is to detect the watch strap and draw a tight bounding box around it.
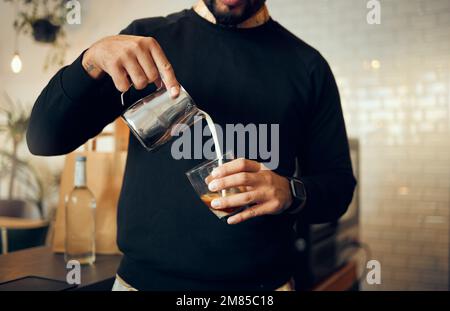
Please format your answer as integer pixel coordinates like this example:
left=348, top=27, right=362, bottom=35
left=285, top=177, right=307, bottom=214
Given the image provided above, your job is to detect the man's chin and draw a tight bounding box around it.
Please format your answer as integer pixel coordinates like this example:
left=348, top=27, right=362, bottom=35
left=214, top=1, right=246, bottom=17
left=214, top=13, right=245, bottom=26
left=215, top=8, right=250, bottom=26
left=204, top=0, right=266, bottom=26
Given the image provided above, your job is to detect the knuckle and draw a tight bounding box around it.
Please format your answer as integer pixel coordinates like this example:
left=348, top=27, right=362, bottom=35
left=118, top=70, right=128, bottom=80
left=118, top=53, right=129, bottom=63
left=162, top=62, right=173, bottom=71
left=147, top=36, right=156, bottom=45
left=264, top=172, right=273, bottom=184
left=136, top=72, right=147, bottom=81
left=237, top=158, right=247, bottom=171
left=110, top=58, right=122, bottom=68
left=123, top=47, right=134, bottom=57
left=243, top=193, right=253, bottom=205
left=239, top=173, right=250, bottom=185
left=148, top=70, right=159, bottom=82
left=248, top=208, right=258, bottom=218
left=137, top=37, right=147, bottom=48
left=113, top=70, right=125, bottom=80
left=129, top=40, right=140, bottom=49
left=266, top=186, right=276, bottom=198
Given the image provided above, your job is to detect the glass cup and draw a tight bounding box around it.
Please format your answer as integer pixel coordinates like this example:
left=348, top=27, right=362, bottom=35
left=186, top=152, right=247, bottom=220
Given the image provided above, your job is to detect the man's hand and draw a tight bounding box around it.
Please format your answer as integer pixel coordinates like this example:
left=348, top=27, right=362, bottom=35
left=82, top=35, right=180, bottom=97
left=206, top=158, right=293, bottom=225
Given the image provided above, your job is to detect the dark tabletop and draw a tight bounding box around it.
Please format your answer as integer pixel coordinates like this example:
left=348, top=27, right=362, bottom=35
left=0, top=246, right=357, bottom=291
left=0, top=246, right=122, bottom=291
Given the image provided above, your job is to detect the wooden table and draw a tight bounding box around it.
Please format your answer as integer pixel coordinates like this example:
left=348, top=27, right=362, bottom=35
left=312, top=261, right=358, bottom=291
left=0, top=246, right=122, bottom=290
left=0, top=246, right=357, bottom=291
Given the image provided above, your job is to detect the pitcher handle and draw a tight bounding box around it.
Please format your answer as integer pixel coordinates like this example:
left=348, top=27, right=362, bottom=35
left=121, top=82, right=165, bottom=107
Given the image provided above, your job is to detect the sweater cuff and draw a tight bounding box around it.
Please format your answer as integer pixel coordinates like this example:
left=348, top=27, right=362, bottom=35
left=61, top=50, right=102, bottom=101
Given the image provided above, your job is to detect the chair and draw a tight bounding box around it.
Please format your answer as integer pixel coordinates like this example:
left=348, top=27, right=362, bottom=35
left=0, top=199, right=39, bottom=218
left=0, top=216, right=49, bottom=254
left=0, top=199, right=49, bottom=254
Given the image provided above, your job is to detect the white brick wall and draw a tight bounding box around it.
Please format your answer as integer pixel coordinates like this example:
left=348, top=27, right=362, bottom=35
left=269, top=0, right=449, bottom=290
left=0, top=0, right=447, bottom=291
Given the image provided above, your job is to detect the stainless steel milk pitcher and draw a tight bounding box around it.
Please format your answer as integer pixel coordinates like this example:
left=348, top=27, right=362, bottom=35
left=121, top=85, right=201, bottom=151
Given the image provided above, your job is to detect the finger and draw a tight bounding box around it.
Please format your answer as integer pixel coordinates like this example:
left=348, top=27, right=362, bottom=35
left=147, top=37, right=180, bottom=97
left=205, top=174, right=247, bottom=188
left=135, top=44, right=160, bottom=84
left=122, top=56, right=148, bottom=90
left=154, top=77, right=164, bottom=89
left=260, top=163, right=270, bottom=171
left=108, top=63, right=131, bottom=92
left=207, top=172, right=259, bottom=192
left=205, top=175, right=213, bottom=185
left=210, top=190, right=263, bottom=210
left=227, top=202, right=272, bottom=225
left=211, top=158, right=261, bottom=179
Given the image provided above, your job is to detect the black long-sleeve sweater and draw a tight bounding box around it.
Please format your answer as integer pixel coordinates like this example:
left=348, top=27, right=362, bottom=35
left=27, top=9, right=356, bottom=291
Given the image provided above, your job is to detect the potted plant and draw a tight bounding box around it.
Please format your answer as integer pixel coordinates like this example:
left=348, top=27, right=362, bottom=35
left=0, top=94, right=28, bottom=197
left=0, top=93, right=59, bottom=220
left=3, top=0, right=69, bottom=69
left=0, top=94, right=62, bottom=253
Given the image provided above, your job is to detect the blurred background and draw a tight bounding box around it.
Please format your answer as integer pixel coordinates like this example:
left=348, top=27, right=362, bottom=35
left=0, top=0, right=448, bottom=291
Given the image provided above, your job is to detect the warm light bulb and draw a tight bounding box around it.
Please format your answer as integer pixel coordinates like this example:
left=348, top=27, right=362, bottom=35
left=370, top=59, right=381, bottom=70
left=11, top=53, right=23, bottom=74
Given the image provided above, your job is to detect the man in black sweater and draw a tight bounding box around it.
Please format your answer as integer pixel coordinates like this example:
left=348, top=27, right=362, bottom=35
left=27, top=0, right=356, bottom=291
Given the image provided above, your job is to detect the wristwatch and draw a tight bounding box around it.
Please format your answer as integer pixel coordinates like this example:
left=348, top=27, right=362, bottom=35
left=284, top=177, right=307, bottom=214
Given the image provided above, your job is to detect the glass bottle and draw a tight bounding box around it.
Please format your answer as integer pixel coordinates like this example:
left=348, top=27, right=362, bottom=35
left=64, top=156, right=96, bottom=265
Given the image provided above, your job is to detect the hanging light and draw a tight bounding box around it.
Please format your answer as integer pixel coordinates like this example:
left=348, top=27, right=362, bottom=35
left=11, top=2, right=22, bottom=75
left=11, top=52, right=23, bottom=74
left=370, top=59, right=381, bottom=70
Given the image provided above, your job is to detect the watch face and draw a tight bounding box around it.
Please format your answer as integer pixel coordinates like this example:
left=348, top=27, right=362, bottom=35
left=292, top=179, right=305, bottom=199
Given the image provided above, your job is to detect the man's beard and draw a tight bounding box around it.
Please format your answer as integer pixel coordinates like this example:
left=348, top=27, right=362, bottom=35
left=203, top=0, right=266, bottom=26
